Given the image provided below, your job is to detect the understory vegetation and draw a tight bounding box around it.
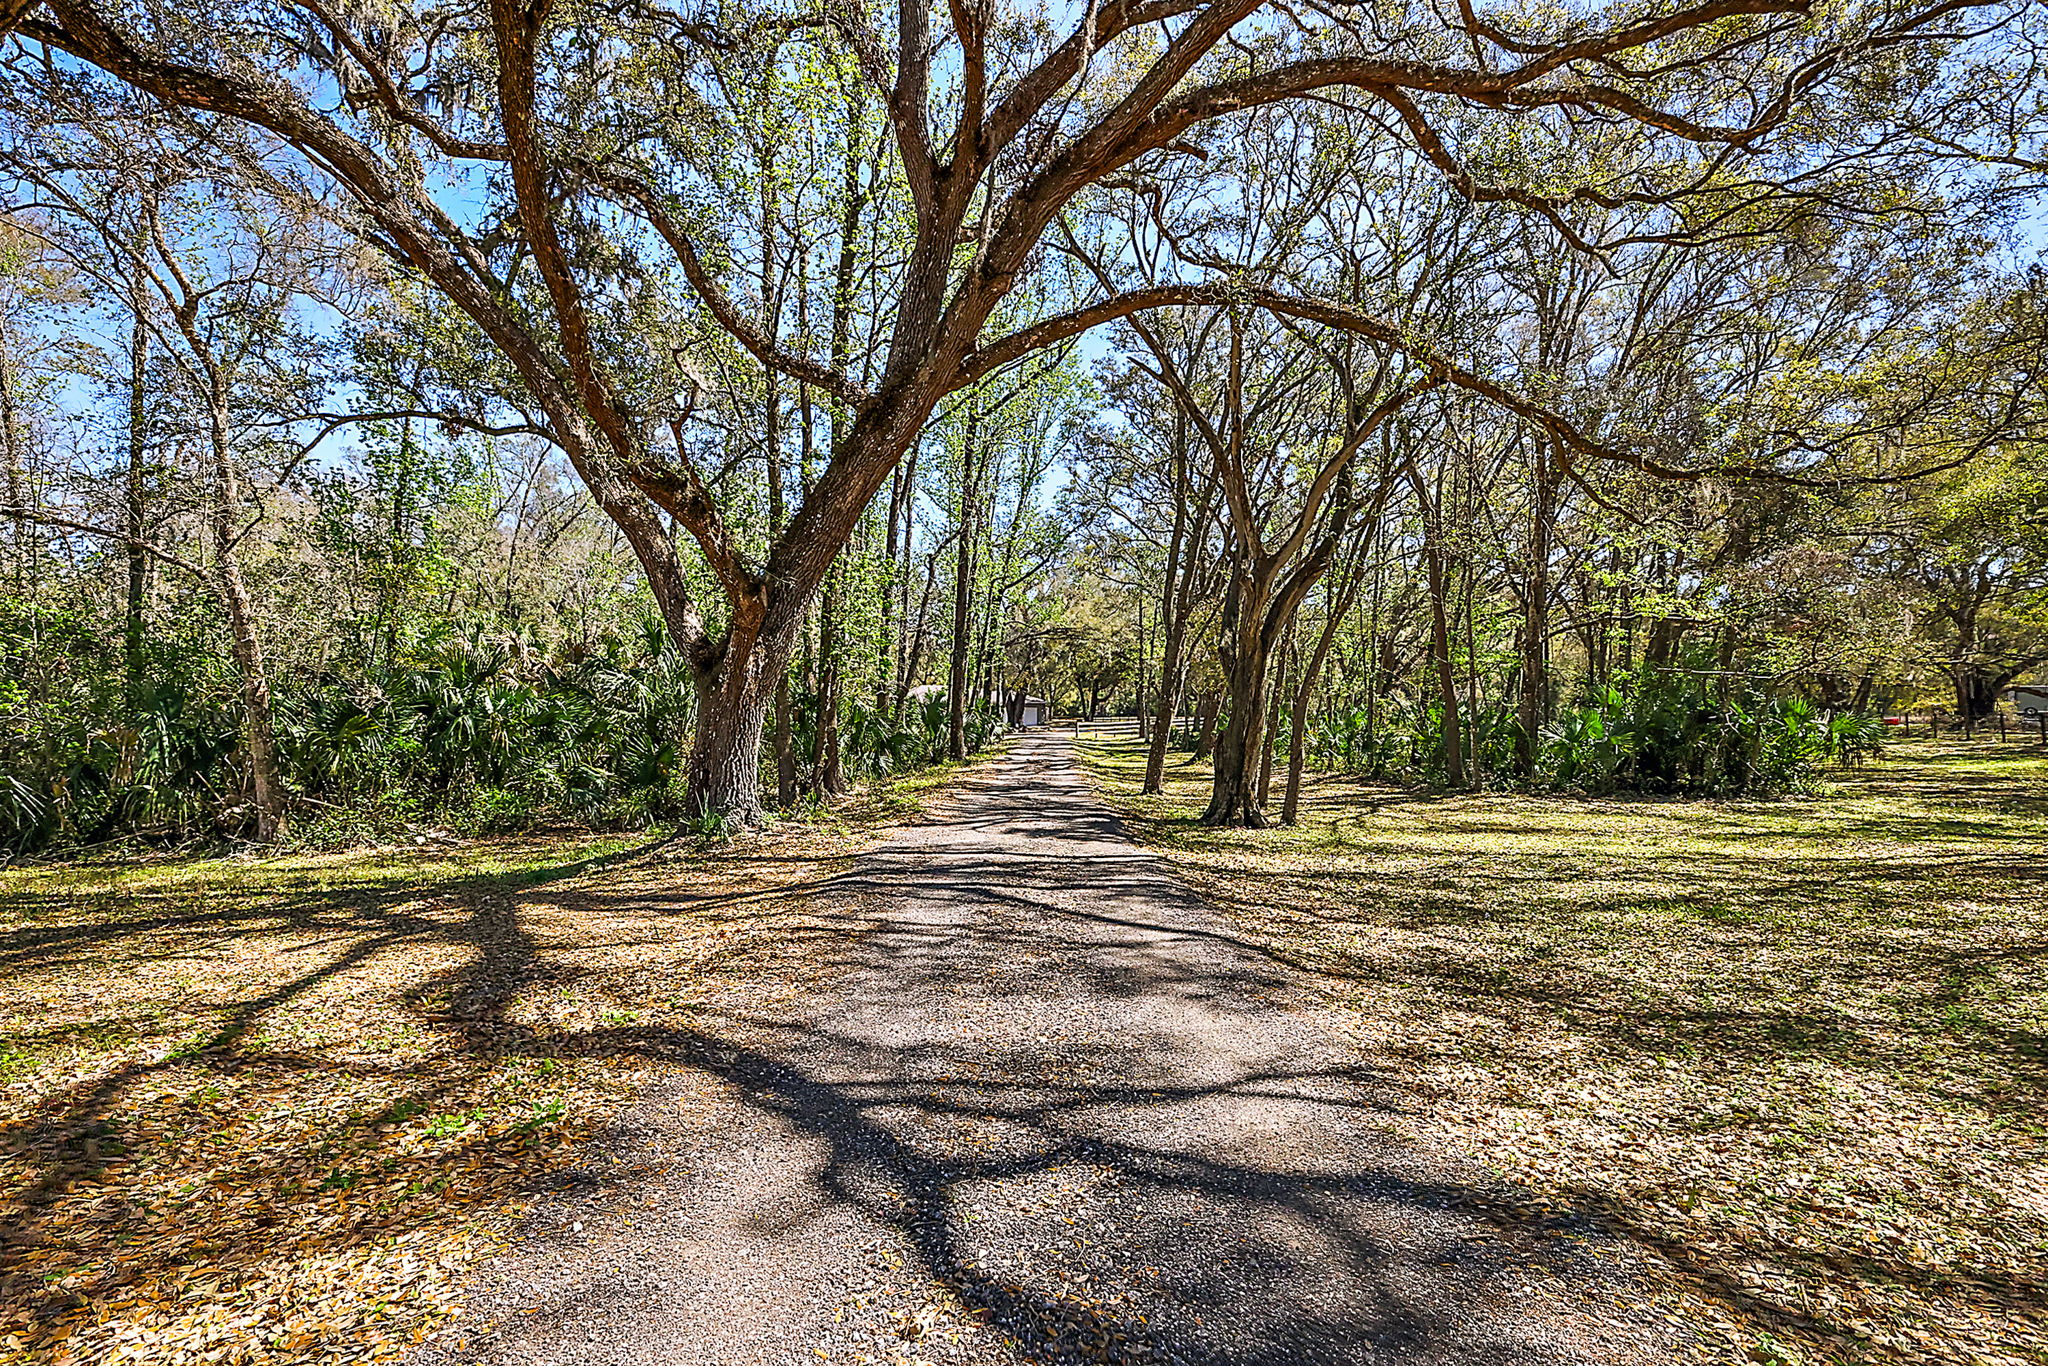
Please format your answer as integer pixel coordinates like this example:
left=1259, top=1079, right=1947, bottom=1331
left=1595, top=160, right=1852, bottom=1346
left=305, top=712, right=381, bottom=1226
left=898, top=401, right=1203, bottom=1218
left=1291, top=668, right=1893, bottom=797
left=1086, top=733, right=2048, bottom=1366
left=4, top=610, right=1004, bottom=852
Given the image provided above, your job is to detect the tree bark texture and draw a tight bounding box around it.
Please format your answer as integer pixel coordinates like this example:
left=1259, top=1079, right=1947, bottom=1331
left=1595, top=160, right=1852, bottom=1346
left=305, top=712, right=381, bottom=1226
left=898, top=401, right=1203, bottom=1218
left=204, top=391, right=285, bottom=842
left=1516, top=438, right=1556, bottom=780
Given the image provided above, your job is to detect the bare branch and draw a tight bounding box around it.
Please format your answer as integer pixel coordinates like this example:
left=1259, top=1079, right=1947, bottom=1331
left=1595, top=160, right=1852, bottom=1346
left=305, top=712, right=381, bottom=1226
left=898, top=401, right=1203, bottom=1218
left=3, top=507, right=209, bottom=579
left=571, top=159, right=873, bottom=410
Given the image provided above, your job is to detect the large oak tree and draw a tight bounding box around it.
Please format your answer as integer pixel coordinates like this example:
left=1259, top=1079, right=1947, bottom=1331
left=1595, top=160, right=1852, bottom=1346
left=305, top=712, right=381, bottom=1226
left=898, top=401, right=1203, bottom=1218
left=14, top=0, right=2015, bottom=819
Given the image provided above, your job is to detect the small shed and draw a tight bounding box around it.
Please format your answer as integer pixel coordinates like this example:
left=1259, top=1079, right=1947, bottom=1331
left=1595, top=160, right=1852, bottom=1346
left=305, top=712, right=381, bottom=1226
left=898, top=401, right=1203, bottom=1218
left=1015, top=696, right=1051, bottom=728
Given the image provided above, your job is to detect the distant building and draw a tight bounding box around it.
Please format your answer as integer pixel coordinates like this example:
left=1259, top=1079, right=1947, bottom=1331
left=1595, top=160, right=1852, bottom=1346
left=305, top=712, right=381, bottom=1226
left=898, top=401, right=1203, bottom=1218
left=905, top=685, right=1050, bottom=728
left=2008, top=686, right=2048, bottom=717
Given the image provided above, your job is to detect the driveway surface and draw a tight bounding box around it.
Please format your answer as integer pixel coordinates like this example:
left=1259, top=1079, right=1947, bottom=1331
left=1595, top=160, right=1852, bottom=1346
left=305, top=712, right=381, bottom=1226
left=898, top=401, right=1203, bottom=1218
left=414, top=730, right=1680, bottom=1365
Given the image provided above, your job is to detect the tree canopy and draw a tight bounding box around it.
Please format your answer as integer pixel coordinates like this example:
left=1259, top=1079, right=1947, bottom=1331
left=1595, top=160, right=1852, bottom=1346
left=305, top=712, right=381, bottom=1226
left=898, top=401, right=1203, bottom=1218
left=1, top=0, right=2045, bottom=840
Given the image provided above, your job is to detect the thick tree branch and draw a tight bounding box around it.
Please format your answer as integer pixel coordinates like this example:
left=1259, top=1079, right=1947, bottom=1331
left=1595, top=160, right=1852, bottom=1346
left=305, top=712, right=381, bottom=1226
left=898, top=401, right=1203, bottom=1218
left=893, top=0, right=937, bottom=214
left=0, top=0, right=38, bottom=42
left=629, top=420, right=755, bottom=594
left=962, top=280, right=1846, bottom=483
left=1264, top=372, right=1424, bottom=574
left=980, top=0, right=1201, bottom=156
left=282, top=409, right=551, bottom=454
left=294, top=0, right=511, bottom=161
left=491, top=0, right=637, bottom=466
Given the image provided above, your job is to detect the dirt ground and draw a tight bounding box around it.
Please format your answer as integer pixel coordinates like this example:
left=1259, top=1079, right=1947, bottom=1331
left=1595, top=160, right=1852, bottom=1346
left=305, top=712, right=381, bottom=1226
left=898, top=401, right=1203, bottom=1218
left=409, top=729, right=1680, bottom=1366
left=5, top=733, right=2040, bottom=1366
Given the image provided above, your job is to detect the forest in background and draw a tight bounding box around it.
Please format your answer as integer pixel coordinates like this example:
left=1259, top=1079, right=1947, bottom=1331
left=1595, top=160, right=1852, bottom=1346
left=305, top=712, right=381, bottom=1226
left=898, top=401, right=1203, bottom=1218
left=0, top=0, right=2046, bottom=849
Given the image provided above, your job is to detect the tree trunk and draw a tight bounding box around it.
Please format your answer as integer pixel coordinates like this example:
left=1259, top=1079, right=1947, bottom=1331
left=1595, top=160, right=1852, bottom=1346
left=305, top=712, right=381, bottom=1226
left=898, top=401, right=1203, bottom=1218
left=796, top=85, right=863, bottom=791
left=893, top=449, right=920, bottom=707
left=1256, top=634, right=1289, bottom=810
left=0, top=304, right=27, bottom=593
left=685, top=607, right=793, bottom=825
left=765, top=354, right=795, bottom=805
left=947, top=406, right=979, bottom=760
left=1461, top=510, right=1483, bottom=789
left=1143, top=617, right=1188, bottom=793
left=214, top=549, right=283, bottom=841
left=1363, top=559, right=1386, bottom=769
left=1950, top=610, right=2001, bottom=721
left=687, top=669, right=771, bottom=826
left=1280, top=657, right=1313, bottom=826
left=124, top=306, right=150, bottom=690
left=1194, top=690, right=1221, bottom=759
left=1618, top=562, right=1637, bottom=675
left=381, top=407, right=420, bottom=665
left=1283, top=568, right=1363, bottom=825
left=204, top=391, right=285, bottom=843
left=1517, top=439, right=1555, bottom=780
left=973, top=521, right=1002, bottom=737
left=879, top=456, right=907, bottom=708
left=773, top=677, right=796, bottom=804
left=1415, top=465, right=1468, bottom=789
left=1644, top=617, right=1686, bottom=668
left=1714, top=620, right=1740, bottom=702
left=1143, top=441, right=1194, bottom=794
left=1956, top=667, right=2001, bottom=722
left=815, top=564, right=847, bottom=794
left=1135, top=596, right=1151, bottom=740
left=897, top=534, right=942, bottom=721
left=1202, top=562, right=1280, bottom=827
left=1203, top=649, right=1272, bottom=826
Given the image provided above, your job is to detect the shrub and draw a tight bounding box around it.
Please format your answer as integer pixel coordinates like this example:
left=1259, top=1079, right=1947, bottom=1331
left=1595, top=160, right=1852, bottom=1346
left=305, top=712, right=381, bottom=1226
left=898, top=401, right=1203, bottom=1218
left=1296, top=669, right=1886, bottom=798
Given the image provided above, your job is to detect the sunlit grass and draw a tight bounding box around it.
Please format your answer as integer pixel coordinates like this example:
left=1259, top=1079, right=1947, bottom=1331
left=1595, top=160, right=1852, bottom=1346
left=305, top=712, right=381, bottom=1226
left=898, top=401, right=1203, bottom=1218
left=1084, top=734, right=2048, bottom=1366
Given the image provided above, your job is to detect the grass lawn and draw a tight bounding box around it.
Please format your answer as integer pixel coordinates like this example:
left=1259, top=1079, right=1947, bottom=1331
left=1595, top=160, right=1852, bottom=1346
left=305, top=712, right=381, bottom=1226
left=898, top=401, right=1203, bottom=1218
left=0, top=767, right=962, bottom=1366
left=1083, top=734, right=2048, bottom=1366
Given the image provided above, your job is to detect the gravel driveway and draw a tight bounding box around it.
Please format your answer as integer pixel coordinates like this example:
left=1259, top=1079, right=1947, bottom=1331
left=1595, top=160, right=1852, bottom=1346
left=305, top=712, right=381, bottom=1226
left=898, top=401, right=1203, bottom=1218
left=414, top=729, right=1683, bottom=1365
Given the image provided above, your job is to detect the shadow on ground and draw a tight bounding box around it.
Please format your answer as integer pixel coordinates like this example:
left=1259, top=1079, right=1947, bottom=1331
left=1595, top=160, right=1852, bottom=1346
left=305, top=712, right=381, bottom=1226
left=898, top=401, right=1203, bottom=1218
left=30, top=729, right=2035, bottom=1361
left=1082, top=727, right=2048, bottom=1362
left=401, top=734, right=1677, bottom=1366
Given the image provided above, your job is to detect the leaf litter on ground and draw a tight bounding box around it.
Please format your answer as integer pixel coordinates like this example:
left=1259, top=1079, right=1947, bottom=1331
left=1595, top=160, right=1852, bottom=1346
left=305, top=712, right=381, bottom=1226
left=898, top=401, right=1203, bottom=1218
left=0, top=771, right=958, bottom=1366
left=1084, top=736, right=2048, bottom=1366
